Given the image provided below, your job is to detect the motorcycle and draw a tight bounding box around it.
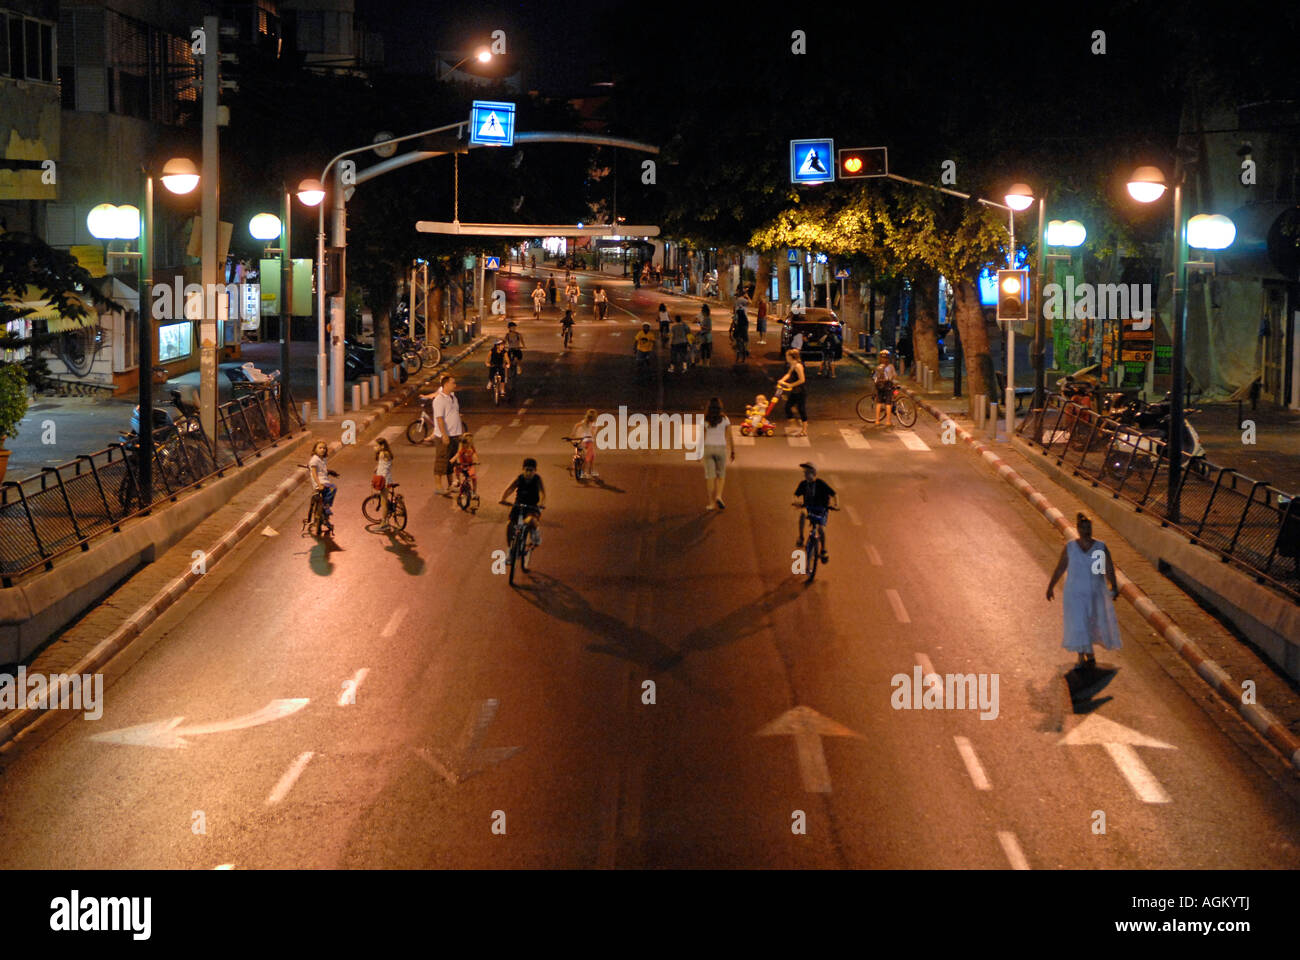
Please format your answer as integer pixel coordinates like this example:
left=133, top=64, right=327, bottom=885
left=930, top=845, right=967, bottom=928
left=1103, top=393, right=1208, bottom=481
left=344, top=336, right=410, bottom=383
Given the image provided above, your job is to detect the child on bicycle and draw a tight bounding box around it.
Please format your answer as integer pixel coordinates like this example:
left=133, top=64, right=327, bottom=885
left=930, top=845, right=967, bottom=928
left=373, top=437, right=395, bottom=526
left=486, top=339, right=511, bottom=394
left=792, top=462, right=838, bottom=564
left=560, top=309, right=574, bottom=347
left=572, top=408, right=599, bottom=480
left=874, top=348, right=897, bottom=427
left=500, top=457, right=546, bottom=548
left=308, top=440, right=338, bottom=518
left=452, top=433, right=480, bottom=506
left=504, top=322, right=526, bottom=374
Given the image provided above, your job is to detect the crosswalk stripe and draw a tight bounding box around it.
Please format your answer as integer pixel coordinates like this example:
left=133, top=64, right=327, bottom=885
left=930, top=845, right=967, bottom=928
left=786, top=435, right=811, bottom=447
left=839, top=428, right=871, bottom=449
left=896, top=430, right=931, bottom=451
left=730, top=426, right=755, bottom=447
left=475, top=425, right=501, bottom=441
left=379, top=426, right=406, bottom=443
left=517, top=425, right=548, bottom=445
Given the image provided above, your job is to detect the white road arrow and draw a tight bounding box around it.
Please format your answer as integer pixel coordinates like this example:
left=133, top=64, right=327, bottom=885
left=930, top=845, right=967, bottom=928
left=89, top=698, right=310, bottom=749
left=1059, top=713, right=1177, bottom=803
left=416, top=698, right=521, bottom=786
left=757, top=706, right=866, bottom=793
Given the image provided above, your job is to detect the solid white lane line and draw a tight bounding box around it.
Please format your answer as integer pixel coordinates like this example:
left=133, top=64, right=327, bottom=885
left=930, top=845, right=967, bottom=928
left=839, top=428, right=871, bottom=449
left=845, top=504, right=862, bottom=526
left=1104, top=743, right=1173, bottom=804
left=885, top=588, right=911, bottom=623
left=266, top=751, right=315, bottom=806
left=381, top=606, right=406, bottom=638
left=998, top=831, right=1031, bottom=870
left=954, top=737, right=992, bottom=791
left=339, top=668, right=370, bottom=706
left=865, top=543, right=883, bottom=566
left=896, top=430, right=931, bottom=451
left=518, top=425, right=548, bottom=445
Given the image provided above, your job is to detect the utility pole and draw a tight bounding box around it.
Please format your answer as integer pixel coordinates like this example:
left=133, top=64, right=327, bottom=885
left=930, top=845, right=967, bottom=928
left=199, top=13, right=220, bottom=440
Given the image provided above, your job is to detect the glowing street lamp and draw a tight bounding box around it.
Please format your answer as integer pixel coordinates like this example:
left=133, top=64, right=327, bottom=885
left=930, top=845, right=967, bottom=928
left=1005, top=183, right=1035, bottom=211
left=1045, top=219, right=1086, bottom=247
left=249, top=212, right=282, bottom=241
left=1126, top=165, right=1167, bottom=204
left=159, top=157, right=200, bottom=195
left=296, top=178, right=325, bottom=207
left=1186, top=213, right=1236, bottom=250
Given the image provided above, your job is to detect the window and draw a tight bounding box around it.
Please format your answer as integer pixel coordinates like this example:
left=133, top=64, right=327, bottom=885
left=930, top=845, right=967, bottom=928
left=0, top=13, right=55, bottom=82
left=7, top=15, right=22, bottom=78
left=0, top=16, right=8, bottom=75
left=157, top=321, right=192, bottom=363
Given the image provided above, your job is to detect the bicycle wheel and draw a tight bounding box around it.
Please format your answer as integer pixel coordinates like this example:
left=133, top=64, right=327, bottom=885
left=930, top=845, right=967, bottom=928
left=402, top=352, right=422, bottom=375
left=894, top=395, right=917, bottom=427
left=520, top=530, right=533, bottom=572
left=391, top=496, right=408, bottom=530
left=421, top=343, right=442, bottom=366
left=856, top=395, right=878, bottom=423
left=457, top=483, right=472, bottom=511
left=805, top=532, right=820, bottom=582
left=507, top=536, right=520, bottom=584
left=406, top=418, right=429, bottom=444
left=310, top=497, right=324, bottom=538
left=362, top=492, right=384, bottom=523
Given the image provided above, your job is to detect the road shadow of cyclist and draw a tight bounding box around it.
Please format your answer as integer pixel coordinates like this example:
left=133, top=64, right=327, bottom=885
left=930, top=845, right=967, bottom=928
left=306, top=537, right=341, bottom=576
left=381, top=528, right=424, bottom=575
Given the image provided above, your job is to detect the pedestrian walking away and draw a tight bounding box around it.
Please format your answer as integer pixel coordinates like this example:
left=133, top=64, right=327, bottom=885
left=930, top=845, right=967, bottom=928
left=547, top=275, right=557, bottom=306
left=700, top=396, right=735, bottom=511
left=1046, top=513, right=1122, bottom=670
left=594, top=285, right=609, bottom=321
left=431, top=374, right=466, bottom=495
left=669, top=314, right=690, bottom=372
left=756, top=293, right=768, bottom=344
left=657, top=303, right=671, bottom=342
left=697, top=305, right=713, bottom=366
left=777, top=348, right=808, bottom=436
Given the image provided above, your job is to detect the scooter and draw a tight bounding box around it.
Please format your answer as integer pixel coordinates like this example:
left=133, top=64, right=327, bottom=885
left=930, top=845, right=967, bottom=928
left=1104, top=394, right=1207, bottom=480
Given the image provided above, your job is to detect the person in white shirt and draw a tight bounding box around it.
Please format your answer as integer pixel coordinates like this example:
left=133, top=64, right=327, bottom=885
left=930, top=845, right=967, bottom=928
left=430, top=374, right=466, bottom=494
left=572, top=408, right=600, bottom=479
left=699, top=396, right=736, bottom=511
left=531, top=282, right=546, bottom=318
left=873, top=349, right=898, bottom=427
left=307, top=440, right=338, bottom=517
left=593, top=286, right=609, bottom=321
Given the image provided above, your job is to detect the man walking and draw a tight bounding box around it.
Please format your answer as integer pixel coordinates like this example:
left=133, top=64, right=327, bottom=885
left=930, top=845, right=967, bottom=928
left=669, top=314, right=691, bottom=372
left=432, top=374, right=466, bottom=496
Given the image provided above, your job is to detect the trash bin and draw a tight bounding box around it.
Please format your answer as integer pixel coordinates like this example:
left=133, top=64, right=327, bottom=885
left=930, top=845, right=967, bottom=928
left=858, top=332, right=868, bottom=351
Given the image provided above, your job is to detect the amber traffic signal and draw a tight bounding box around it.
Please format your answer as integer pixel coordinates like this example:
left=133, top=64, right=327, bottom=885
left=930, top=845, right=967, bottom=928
left=838, top=147, right=888, bottom=179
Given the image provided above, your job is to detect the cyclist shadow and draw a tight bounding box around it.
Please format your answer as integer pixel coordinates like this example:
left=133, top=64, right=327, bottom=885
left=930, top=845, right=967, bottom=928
left=306, top=537, right=341, bottom=575
left=379, top=527, right=424, bottom=575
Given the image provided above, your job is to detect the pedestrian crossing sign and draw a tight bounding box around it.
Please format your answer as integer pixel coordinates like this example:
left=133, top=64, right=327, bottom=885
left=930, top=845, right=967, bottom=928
left=484, top=256, right=500, bottom=270
left=790, top=139, right=835, bottom=184
left=469, top=100, right=516, bottom=147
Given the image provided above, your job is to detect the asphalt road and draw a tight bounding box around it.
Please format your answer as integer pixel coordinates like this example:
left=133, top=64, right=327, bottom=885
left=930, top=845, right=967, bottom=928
left=2, top=269, right=1298, bottom=869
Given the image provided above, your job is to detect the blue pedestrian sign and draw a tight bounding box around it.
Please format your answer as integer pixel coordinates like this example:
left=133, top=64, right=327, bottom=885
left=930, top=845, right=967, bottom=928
left=787, top=249, right=799, bottom=263
left=834, top=268, right=850, bottom=279
left=469, top=100, right=516, bottom=147
left=790, top=138, right=835, bottom=185
left=483, top=256, right=500, bottom=270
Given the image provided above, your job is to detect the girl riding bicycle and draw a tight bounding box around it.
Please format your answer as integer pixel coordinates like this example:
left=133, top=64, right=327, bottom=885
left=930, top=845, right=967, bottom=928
left=572, top=408, right=599, bottom=480
left=452, top=433, right=480, bottom=504
left=372, top=437, right=395, bottom=527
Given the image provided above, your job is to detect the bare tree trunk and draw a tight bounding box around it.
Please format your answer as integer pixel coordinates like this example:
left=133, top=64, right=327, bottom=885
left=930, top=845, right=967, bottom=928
left=756, top=252, right=772, bottom=302
left=777, top=248, right=791, bottom=314
left=953, top=277, right=994, bottom=412
left=842, top=272, right=862, bottom=342
left=912, top=269, right=940, bottom=376
left=431, top=285, right=445, bottom=339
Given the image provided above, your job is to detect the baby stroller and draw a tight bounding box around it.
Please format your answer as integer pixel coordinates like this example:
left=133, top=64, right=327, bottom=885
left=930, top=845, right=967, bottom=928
left=740, top=388, right=785, bottom=437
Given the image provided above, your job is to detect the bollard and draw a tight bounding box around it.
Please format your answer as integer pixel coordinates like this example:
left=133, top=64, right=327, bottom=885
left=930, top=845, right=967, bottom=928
left=370, top=375, right=380, bottom=400
left=975, top=395, right=986, bottom=430
left=988, top=402, right=999, bottom=438
left=923, top=365, right=932, bottom=391
left=360, top=380, right=370, bottom=406
left=352, top=384, right=362, bottom=411
left=302, top=401, right=312, bottom=423
left=380, top=369, right=388, bottom=395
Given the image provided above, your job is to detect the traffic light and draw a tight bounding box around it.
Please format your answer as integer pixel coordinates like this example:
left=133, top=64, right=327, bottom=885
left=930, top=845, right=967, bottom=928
left=996, top=269, right=1029, bottom=322
left=838, top=147, right=888, bottom=180
left=324, top=248, right=344, bottom=295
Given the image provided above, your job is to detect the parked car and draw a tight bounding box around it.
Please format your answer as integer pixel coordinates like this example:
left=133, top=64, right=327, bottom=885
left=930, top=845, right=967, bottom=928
left=780, top=308, right=844, bottom=360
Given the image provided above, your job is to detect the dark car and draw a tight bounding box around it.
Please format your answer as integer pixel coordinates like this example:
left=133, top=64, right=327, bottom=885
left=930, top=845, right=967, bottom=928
left=780, top=308, right=844, bottom=360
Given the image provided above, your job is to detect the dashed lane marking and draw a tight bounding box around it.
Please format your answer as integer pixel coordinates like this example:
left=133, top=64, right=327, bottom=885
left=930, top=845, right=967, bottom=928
left=886, top=588, right=911, bottom=623
left=266, top=751, right=315, bottom=806
left=731, top=426, right=755, bottom=446
left=381, top=607, right=406, bottom=638
left=339, top=668, right=370, bottom=705
left=954, top=736, right=992, bottom=791
left=844, top=504, right=862, bottom=526
left=865, top=543, right=883, bottom=565
left=998, top=831, right=1031, bottom=870
left=476, top=425, right=502, bottom=441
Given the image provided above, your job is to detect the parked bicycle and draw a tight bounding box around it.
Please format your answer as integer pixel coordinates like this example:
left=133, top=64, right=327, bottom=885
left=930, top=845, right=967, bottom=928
left=406, top=396, right=435, bottom=444
left=856, top=385, right=917, bottom=427
left=362, top=480, right=408, bottom=530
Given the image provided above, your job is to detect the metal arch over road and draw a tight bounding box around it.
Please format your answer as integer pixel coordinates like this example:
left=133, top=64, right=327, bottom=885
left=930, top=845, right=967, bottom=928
left=416, top=222, right=661, bottom=237
left=355, top=132, right=659, bottom=185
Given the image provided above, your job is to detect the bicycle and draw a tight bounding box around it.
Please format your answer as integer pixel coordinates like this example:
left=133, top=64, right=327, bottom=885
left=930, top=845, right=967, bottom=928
left=502, top=503, right=543, bottom=585
left=504, top=360, right=520, bottom=402
left=301, top=465, right=337, bottom=538
left=794, top=505, right=839, bottom=583
left=362, top=481, right=408, bottom=530
left=562, top=436, right=588, bottom=482
left=732, top=336, right=750, bottom=364
left=490, top=369, right=507, bottom=405
left=452, top=464, right=480, bottom=512
left=561, top=323, right=573, bottom=350
left=856, top=384, right=917, bottom=427
left=406, top=396, right=435, bottom=444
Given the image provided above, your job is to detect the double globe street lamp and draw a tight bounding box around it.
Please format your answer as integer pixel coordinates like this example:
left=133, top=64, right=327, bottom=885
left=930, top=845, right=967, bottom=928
left=87, top=156, right=199, bottom=505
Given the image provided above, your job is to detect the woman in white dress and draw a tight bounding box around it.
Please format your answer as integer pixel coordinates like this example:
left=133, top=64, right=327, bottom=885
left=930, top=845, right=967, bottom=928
left=1046, top=514, right=1122, bottom=668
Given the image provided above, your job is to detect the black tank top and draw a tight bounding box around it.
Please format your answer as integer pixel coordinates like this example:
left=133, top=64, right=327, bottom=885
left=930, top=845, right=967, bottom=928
left=515, top=473, right=541, bottom=506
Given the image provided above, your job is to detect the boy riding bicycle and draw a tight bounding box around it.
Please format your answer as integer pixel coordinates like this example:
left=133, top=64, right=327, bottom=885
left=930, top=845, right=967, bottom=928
left=500, top=458, right=546, bottom=547
left=792, top=462, right=838, bottom=563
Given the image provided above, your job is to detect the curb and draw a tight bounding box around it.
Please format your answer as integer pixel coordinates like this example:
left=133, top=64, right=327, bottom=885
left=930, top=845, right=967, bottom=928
left=853, top=352, right=1300, bottom=772
left=0, top=336, right=489, bottom=752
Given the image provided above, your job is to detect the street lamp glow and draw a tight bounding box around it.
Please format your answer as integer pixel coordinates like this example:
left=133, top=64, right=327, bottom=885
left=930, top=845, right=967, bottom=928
left=1005, top=183, right=1034, bottom=211
left=1046, top=219, right=1086, bottom=247
left=296, top=178, right=325, bottom=207
left=1127, top=165, right=1167, bottom=203
left=249, top=212, right=282, bottom=241
left=476, top=48, right=492, bottom=63
left=114, top=204, right=141, bottom=240
left=87, top=203, right=120, bottom=240
left=160, top=157, right=199, bottom=195
left=1186, top=213, right=1236, bottom=250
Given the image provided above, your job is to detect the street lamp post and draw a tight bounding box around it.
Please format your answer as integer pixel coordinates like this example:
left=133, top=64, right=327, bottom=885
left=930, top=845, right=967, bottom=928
left=1004, top=183, right=1035, bottom=437
left=90, top=158, right=198, bottom=507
